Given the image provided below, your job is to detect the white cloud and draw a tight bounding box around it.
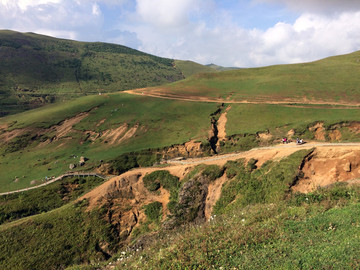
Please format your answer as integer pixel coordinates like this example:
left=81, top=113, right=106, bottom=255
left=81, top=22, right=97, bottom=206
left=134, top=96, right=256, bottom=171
left=0, top=0, right=104, bottom=41
left=136, top=0, right=197, bottom=28
left=131, top=9, right=360, bottom=67
left=257, top=0, right=360, bottom=13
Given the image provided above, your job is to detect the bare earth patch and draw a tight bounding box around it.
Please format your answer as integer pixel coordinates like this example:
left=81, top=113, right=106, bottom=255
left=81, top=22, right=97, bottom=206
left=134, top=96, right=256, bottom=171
left=309, top=122, right=326, bottom=141
left=54, top=112, right=89, bottom=139
left=205, top=174, right=228, bottom=220
left=293, top=146, right=360, bottom=193
left=217, top=105, right=231, bottom=142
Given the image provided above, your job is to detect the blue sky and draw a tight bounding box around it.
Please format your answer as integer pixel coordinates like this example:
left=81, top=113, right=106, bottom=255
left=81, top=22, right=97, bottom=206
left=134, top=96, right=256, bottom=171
left=1, top=0, right=360, bottom=67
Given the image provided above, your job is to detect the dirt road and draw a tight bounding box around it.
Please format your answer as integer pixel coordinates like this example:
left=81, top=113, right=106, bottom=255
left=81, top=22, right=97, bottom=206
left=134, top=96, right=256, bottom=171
left=4, top=142, right=360, bottom=197
left=124, top=89, right=360, bottom=108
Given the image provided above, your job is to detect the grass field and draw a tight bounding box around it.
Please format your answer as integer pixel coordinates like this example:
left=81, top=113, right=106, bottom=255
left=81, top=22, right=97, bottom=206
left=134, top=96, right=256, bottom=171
left=0, top=201, right=119, bottom=270
left=225, top=103, right=360, bottom=135
left=0, top=93, right=219, bottom=192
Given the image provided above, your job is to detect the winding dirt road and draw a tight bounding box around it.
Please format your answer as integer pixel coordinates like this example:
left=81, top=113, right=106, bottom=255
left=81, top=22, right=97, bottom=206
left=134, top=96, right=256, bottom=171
left=4, top=142, right=360, bottom=197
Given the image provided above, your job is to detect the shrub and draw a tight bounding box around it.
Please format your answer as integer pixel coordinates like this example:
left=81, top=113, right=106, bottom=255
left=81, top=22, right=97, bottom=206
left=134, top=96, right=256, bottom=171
left=201, top=165, right=224, bottom=181
left=143, top=170, right=179, bottom=192
left=144, top=201, right=162, bottom=222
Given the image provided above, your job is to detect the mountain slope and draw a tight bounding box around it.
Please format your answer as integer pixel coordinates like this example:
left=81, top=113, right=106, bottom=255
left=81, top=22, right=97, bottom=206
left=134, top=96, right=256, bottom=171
left=0, top=30, right=212, bottom=116
left=139, top=50, right=360, bottom=104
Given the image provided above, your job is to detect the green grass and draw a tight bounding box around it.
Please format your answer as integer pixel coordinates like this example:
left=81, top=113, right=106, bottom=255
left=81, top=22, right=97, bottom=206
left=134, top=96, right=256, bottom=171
left=100, top=184, right=360, bottom=269
left=174, top=60, right=215, bottom=78
left=0, top=176, right=105, bottom=225
left=144, top=201, right=163, bottom=223
left=213, top=149, right=313, bottom=215
left=3, top=149, right=360, bottom=270
left=0, top=199, right=120, bottom=270
left=0, top=93, right=218, bottom=192
left=226, top=103, right=360, bottom=136
left=157, top=50, right=360, bottom=103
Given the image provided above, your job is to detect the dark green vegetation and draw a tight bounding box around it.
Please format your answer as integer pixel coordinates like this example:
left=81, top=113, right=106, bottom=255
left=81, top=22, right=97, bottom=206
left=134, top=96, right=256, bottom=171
left=0, top=30, right=214, bottom=116
left=144, top=201, right=163, bottom=223
left=0, top=176, right=104, bottom=225
left=158, top=50, right=360, bottom=104
left=0, top=201, right=119, bottom=270
left=143, top=170, right=180, bottom=214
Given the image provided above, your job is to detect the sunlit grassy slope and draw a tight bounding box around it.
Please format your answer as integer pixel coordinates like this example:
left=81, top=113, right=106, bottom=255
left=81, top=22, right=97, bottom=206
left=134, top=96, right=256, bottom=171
left=158, top=50, right=360, bottom=104
left=0, top=93, right=218, bottom=192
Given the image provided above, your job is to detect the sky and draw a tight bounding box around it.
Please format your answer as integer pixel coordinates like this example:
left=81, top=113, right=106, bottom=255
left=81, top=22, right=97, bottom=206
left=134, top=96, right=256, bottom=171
left=1, top=0, right=360, bottom=67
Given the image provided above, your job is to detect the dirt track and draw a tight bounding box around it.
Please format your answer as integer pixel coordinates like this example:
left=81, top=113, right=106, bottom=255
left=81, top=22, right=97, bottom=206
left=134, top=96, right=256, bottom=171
left=80, top=142, right=360, bottom=207
left=124, top=89, right=360, bottom=108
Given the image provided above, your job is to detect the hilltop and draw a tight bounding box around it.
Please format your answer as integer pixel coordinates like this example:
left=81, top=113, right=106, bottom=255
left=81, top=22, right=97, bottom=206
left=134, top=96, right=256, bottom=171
left=0, top=30, right=215, bottom=116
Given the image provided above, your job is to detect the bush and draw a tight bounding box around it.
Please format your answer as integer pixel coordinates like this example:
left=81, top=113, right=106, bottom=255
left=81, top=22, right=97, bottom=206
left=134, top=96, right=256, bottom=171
left=246, top=158, right=258, bottom=172
left=144, top=201, right=162, bottom=222
left=109, top=150, right=162, bottom=174
left=201, top=165, right=224, bottom=181
left=143, top=170, right=179, bottom=192
left=224, top=159, right=246, bottom=178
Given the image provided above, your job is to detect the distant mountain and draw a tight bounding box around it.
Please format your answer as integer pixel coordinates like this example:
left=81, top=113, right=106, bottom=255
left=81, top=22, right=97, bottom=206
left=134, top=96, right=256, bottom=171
left=0, top=30, right=212, bottom=116
left=206, top=63, right=240, bottom=71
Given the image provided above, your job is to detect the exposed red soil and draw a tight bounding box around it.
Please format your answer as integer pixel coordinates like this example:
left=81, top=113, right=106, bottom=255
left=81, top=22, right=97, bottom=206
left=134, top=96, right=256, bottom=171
left=217, top=105, right=231, bottom=142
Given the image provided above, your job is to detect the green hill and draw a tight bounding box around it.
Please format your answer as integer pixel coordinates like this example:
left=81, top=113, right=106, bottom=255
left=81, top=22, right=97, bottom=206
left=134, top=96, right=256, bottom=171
left=0, top=30, right=213, bottom=116
left=156, top=50, right=360, bottom=104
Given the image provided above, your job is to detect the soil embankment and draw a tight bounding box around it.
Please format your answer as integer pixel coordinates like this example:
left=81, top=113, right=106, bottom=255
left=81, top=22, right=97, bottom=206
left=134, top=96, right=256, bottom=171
left=82, top=143, right=360, bottom=208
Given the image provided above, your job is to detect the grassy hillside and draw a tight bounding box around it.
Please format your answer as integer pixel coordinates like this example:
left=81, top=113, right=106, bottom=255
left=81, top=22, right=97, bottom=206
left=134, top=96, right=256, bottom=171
left=109, top=189, right=360, bottom=269
left=2, top=91, right=360, bottom=192
left=174, top=60, right=215, bottom=77
left=0, top=92, right=219, bottom=192
left=0, top=30, right=214, bottom=116
left=152, top=50, right=360, bottom=104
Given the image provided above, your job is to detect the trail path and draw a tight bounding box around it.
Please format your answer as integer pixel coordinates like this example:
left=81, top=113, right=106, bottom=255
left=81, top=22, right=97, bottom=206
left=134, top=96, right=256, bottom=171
left=0, top=173, right=107, bottom=196
left=164, top=142, right=360, bottom=165
left=124, top=89, right=360, bottom=108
